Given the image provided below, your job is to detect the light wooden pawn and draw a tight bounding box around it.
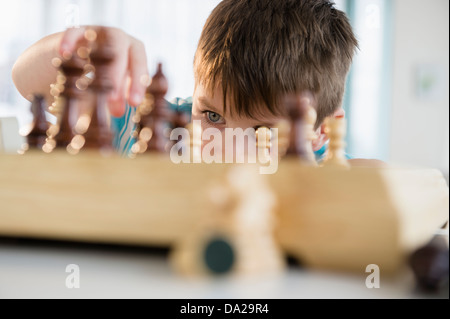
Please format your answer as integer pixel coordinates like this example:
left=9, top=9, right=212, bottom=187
left=187, top=121, right=202, bottom=163
left=170, top=165, right=284, bottom=277
left=256, top=126, right=272, bottom=164
left=323, top=115, right=350, bottom=168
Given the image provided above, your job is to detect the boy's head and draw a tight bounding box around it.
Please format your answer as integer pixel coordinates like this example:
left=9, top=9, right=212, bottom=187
left=192, top=0, right=358, bottom=133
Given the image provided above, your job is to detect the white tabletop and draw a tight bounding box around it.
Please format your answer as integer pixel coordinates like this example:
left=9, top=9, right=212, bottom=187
left=0, top=239, right=447, bottom=299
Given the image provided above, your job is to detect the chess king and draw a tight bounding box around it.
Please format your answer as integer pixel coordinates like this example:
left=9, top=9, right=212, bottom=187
left=12, top=0, right=383, bottom=167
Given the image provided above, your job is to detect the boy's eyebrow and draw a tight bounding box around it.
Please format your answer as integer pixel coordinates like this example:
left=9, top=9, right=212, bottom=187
left=198, top=97, right=223, bottom=114
left=197, top=96, right=282, bottom=127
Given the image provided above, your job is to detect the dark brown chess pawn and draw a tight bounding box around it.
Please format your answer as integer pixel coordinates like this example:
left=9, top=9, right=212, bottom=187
left=82, top=28, right=114, bottom=152
left=54, top=55, right=86, bottom=148
left=26, top=95, right=49, bottom=149
left=409, top=236, right=449, bottom=292
left=285, top=94, right=309, bottom=158
left=140, top=63, right=173, bottom=153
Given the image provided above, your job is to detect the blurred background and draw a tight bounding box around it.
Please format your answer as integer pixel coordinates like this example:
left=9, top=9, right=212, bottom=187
left=0, top=0, right=448, bottom=176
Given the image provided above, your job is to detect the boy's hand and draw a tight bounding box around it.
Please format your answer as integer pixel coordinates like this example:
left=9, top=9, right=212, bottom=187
left=60, top=27, right=149, bottom=117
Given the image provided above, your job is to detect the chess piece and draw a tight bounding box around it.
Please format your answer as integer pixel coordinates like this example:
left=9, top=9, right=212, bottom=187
left=170, top=110, right=191, bottom=159
left=409, top=236, right=449, bottom=292
left=148, top=63, right=169, bottom=110
left=273, top=119, right=290, bottom=158
left=285, top=95, right=307, bottom=157
left=285, top=95, right=308, bottom=157
left=170, top=166, right=284, bottom=276
left=82, top=28, right=114, bottom=153
left=81, top=100, right=113, bottom=153
left=322, top=114, right=350, bottom=168
left=134, top=63, right=173, bottom=154
left=53, top=54, right=86, bottom=149
left=25, top=95, right=49, bottom=150
left=256, top=126, right=272, bottom=163
left=282, top=94, right=318, bottom=166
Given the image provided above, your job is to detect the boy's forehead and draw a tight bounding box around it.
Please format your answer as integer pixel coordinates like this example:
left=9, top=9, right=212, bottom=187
left=193, top=83, right=226, bottom=111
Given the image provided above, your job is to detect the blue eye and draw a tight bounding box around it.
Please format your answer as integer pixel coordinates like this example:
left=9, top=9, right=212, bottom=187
left=207, top=111, right=223, bottom=124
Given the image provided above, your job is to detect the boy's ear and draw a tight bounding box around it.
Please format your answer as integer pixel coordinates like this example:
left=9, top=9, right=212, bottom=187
left=312, top=107, right=346, bottom=151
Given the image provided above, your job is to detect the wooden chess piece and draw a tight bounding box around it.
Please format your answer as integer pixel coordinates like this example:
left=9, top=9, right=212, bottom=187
left=322, top=114, right=350, bottom=168
left=170, top=166, right=284, bottom=276
left=135, top=63, right=173, bottom=154
left=273, top=119, right=290, bottom=158
left=25, top=95, right=49, bottom=150
left=303, top=105, right=319, bottom=166
left=170, top=110, right=191, bottom=159
left=284, top=94, right=317, bottom=165
left=82, top=28, right=114, bottom=153
left=53, top=54, right=86, bottom=149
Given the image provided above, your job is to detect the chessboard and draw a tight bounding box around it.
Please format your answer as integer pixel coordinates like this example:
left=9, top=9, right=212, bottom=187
left=0, top=28, right=448, bottom=285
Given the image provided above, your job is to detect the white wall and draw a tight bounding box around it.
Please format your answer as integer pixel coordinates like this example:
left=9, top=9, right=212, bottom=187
left=390, top=0, right=449, bottom=174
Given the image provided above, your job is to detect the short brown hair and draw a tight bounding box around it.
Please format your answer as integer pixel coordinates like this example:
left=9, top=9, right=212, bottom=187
left=194, top=0, right=358, bottom=128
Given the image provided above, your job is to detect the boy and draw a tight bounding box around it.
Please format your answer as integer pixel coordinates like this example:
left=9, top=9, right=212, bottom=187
left=12, top=0, right=375, bottom=165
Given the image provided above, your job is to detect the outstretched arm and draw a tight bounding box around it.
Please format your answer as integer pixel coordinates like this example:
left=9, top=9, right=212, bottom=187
left=12, top=27, right=149, bottom=117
